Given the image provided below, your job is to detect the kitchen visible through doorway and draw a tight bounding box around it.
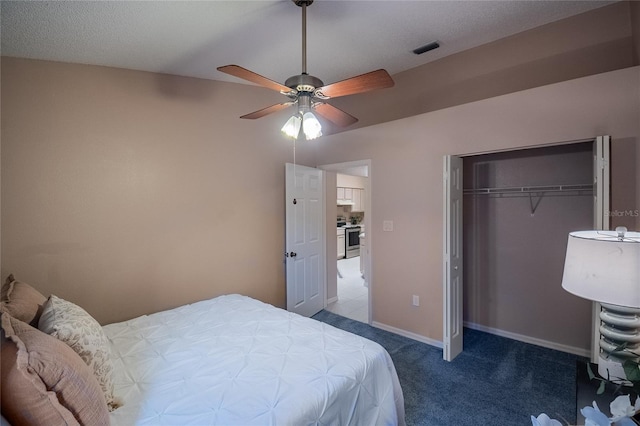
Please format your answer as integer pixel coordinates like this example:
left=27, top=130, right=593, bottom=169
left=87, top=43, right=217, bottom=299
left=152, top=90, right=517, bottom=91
left=326, top=256, right=368, bottom=323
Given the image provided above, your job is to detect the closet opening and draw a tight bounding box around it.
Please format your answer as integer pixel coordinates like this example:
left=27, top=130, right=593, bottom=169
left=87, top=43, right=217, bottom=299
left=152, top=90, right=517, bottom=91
left=462, top=141, right=595, bottom=356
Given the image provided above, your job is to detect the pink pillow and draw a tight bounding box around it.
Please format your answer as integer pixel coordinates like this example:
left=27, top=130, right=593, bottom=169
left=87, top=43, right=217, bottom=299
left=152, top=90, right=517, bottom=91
left=0, top=274, right=47, bottom=326
left=0, top=312, right=110, bottom=425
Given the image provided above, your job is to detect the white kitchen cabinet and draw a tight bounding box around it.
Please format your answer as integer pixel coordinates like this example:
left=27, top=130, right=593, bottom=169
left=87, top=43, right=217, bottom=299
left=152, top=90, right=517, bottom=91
left=349, top=188, right=365, bottom=212
left=337, top=187, right=365, bottom=211
left=344, top=187, right=353, bottom=202
left=352, top=189, right=361, bottom=211
left=337, top=228, right=345, bottom=259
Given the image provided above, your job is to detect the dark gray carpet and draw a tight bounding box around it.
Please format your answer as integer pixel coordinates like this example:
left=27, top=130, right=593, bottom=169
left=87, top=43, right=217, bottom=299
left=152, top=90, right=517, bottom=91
left=312, top=310, right=580, bottom=426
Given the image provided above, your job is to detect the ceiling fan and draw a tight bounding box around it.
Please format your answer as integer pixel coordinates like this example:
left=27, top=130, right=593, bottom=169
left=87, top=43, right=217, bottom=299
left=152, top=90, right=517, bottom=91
left=217, top=0, right=394, bottom=140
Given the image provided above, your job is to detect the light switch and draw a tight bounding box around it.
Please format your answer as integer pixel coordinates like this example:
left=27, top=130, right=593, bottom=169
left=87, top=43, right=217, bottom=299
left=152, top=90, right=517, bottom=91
left=383, top=220, right=394, bottom=232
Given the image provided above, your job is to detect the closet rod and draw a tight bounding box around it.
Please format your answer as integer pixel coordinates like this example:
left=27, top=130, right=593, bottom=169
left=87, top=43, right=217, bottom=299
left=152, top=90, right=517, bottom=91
left=463, top=183, right=593, bottom=196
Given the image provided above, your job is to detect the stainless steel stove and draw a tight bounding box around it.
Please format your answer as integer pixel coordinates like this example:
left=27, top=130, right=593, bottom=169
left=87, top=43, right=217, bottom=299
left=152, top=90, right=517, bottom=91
left=344, top=225, right=361, bottom=258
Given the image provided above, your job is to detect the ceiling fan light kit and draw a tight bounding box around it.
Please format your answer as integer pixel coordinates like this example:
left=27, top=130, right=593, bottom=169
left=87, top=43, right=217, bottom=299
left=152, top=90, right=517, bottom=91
left=217, top=0, right=394, bottom=140
left=280, top=93, right=322, bottom=140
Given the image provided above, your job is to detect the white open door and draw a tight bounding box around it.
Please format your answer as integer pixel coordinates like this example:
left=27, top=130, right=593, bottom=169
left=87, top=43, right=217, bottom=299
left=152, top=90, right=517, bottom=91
left=443, top=155, right=464, bottom=361
left=285, top=163, right=326, bottom=317
left=591, top=135, right=611, bottom=362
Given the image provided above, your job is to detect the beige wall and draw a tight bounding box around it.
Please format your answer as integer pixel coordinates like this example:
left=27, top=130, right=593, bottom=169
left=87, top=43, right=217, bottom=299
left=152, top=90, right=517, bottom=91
left=312, top=67, right=640, bottom=350
left=1, top=57, right=316, bottom=325
left=611, top=138, right=639, bottom=230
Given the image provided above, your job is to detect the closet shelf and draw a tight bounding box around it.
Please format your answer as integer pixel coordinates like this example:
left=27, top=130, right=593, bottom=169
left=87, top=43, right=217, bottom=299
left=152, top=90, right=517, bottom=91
left=463, top=183, right=593, bottom=196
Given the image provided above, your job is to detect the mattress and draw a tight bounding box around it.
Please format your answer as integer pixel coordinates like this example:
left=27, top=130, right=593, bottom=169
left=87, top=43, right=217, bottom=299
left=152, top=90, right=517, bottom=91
left=104, top=294, right=405, bottom=425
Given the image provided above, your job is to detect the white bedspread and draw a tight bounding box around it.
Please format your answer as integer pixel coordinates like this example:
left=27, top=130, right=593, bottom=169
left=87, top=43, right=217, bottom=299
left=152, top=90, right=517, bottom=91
left=104, top=294, right=405, bottom=425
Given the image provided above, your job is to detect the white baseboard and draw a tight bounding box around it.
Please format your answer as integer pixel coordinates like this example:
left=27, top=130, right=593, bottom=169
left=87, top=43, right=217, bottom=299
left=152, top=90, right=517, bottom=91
left=327, top=296, right=338, bottom=305
left=372, top=321, right=443, bottom=349
left=464, top=321, right=590, bottom=357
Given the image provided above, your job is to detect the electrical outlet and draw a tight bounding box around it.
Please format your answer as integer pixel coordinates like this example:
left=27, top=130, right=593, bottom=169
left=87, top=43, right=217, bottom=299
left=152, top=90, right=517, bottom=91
left=383, top=220, right=394, bottom=232
left=412, top=295, right=419, bottom=306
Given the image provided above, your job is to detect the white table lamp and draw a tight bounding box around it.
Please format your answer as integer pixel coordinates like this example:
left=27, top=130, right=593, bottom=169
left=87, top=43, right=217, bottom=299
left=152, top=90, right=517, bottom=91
left=561, top=227, right=640, bottom=383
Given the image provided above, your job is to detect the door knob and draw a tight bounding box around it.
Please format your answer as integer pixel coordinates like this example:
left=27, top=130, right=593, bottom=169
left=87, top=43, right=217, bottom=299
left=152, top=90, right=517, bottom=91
left=289, top=252, right=297, bottom=258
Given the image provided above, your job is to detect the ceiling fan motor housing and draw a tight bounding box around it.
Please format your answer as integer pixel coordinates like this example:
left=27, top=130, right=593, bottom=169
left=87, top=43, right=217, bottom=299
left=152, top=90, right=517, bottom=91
left=285, top=74, right=324, bottom=94
left=297, top=92, right=313, bottom=113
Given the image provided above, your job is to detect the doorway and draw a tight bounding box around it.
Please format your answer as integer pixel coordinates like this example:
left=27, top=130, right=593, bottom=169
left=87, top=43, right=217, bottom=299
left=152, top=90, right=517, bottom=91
left=320, top=160, right=372, bottom=324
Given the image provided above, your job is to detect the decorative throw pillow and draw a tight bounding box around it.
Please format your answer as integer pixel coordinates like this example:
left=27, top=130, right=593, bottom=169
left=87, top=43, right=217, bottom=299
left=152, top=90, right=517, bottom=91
left=0, top=274, right=47, bottom=326
left=1, top=312, right=109, bottom=425
left=38, top=295, right=120, bottom=411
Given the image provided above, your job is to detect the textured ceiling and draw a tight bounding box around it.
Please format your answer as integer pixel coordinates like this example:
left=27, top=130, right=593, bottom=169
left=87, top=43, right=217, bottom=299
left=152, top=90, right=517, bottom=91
left=1, top=0, right=616, bottom=88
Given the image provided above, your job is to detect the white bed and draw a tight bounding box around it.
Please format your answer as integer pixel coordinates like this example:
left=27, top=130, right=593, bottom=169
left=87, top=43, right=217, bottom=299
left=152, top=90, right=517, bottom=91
left=104, top=294, right=405, bottom=425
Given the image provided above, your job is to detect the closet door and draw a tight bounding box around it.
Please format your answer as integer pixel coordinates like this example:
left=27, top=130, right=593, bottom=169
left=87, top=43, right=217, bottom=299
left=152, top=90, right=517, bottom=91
left=594, top=136, right=610, bottom=230
left=443, top=155, right=463, bottom=361
left=591, top=135, right=611, bottom=362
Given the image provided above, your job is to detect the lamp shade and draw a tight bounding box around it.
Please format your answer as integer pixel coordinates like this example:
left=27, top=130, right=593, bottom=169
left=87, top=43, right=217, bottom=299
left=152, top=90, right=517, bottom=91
left=561, top=230, right=640, bottom=308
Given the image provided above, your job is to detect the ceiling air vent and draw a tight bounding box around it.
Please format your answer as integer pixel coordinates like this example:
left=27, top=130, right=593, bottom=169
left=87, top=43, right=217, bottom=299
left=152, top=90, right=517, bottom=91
left=412, top=41, right=440, bottom=55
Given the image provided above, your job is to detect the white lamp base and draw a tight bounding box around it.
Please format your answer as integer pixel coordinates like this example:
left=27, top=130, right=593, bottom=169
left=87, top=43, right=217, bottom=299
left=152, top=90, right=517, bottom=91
left=597, top=302, right=640, bottom=386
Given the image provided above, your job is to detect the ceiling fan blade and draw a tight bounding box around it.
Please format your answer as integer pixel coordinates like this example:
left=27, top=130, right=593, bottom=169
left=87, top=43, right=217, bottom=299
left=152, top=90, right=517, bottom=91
left=316, top=69, right=394, bottom=99
left=217, top=65, right=293, bottom=94
left=240, top=102, right=294, bottom=120
left=314, top=103, right=358, bottom=128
